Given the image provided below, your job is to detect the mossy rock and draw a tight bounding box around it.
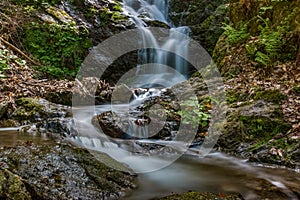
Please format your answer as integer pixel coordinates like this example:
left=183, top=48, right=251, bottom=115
left=253, top=89, right=286, bottom=104
left=0, top=169, right=31, bottom=200
left=156, top=191, right=243, bottom=200
left=0, top=119, right=20, bottom=128
left=218, top=100, right=291, bottom=161
left=226, top=89, right=251, bottom=105
left=12, top=98, right=48, bottom=122
left=239, top=116, right=290, bottom=142
left=0, top=143, right=136, bottom=199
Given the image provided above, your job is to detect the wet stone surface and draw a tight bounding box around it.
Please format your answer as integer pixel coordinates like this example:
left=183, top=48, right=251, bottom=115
left=0, top=142, right=136, bottom=200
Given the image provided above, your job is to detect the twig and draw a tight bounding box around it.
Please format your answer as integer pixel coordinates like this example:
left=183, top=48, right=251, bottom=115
left=0, top=36, right=42, bottom=66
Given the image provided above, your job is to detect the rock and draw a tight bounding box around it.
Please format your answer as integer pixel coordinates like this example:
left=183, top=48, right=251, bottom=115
left=0, top=143, right=136, bottom=200
left=0, top=101, right=8, bottom=119
left=11, top=98, right=69, bottom=124
left=217, top=100, right=295, bottom=167
left=155, top=191, right=243, bottom=200
left=45, top=6, right=75, bottom=25
left=111, top=84, right=134, bottom=104
left=0, top=168, right=31, bottom=200
left=169, top=0, right=228, bottom=54
left=45, top=91, right=73, bottom=106
left=92, top=111, right=130, bottom=139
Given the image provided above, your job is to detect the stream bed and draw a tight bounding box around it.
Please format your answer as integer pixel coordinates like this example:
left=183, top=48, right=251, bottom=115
left=0, top=128, right=299, bottom=200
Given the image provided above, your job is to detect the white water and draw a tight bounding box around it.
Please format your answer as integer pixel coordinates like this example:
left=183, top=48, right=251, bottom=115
left=123, top=0, right=191, bottom=87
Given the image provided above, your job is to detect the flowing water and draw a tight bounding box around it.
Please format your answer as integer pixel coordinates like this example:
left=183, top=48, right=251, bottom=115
left=69, top=1, right=300, bottom=199
left=122, top=0, right=191, bottom=88
left=69, top=104, right=300, bottom=200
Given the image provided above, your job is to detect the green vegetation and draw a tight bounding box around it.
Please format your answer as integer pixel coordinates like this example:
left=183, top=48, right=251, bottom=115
left=239, top=116, right=290, bottom=142
left=0, top=49, right=27, bottom=78
left=222, top=3, right=299, bottom=67
left=177, top=97, right=211, bottom=128
left=11, top=0, right=60, bottom=7
left=222, top=23, right=250, bottom=44
left=21, top=22, right=91, bottom=78
left=253, top=89, right=286, bottom=104
left=0, top=49, right=12, bottom=78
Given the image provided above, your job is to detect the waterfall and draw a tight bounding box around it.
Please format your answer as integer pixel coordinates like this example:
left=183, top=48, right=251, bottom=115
left=71, top=0, right=195, bottom=173
left=123, top=0, right=191, bottom=87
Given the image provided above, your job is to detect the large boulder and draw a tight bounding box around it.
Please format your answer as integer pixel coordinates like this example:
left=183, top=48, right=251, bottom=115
left=0, top=143, right=136, bottom=199
left=217, top=100, right=299, bottom=167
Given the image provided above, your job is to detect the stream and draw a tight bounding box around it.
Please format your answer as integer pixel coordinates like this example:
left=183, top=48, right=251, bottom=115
left=69, top=102, right=299, bottom=200
left=1, top=0, right=299, bottom=199
left=1, top=117, right=299, bottom=200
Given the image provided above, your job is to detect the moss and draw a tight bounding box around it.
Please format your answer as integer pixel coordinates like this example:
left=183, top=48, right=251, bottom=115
left=157, top=191, right=243, bottom=200
left=12, top=98, right=47, bottom=121
left=253, top=89, right=286, bottom=104
left=293, top=84, right=300, bottom=95
left=226, top=89, right=251, bottom=104
left=239, top=116, right=290, bottom=142
left=0, top=169, right=31, bottom=200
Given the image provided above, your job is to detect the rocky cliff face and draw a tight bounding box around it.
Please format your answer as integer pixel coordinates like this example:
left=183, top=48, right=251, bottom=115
left=169, top=0, right=228, bottom=54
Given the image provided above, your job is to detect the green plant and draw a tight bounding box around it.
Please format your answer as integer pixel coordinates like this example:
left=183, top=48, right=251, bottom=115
left=0, top=49, right=12, bottom=78
left=177, top=97, right=211, bottom=128
left=12, top=0, right=60, bottom=7
left=222, top=23, right=250, bottom=45
left=245, top=43, right=257, bottom=58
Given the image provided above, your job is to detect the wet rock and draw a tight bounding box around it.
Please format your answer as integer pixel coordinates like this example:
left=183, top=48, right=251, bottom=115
left=92, top=111, right=130, bottom=139
left=92, top=108, right=175, bottom=140
left=0, top=168, right=31, bottom=200
left=111, top=84, right=134, bottom=104
left=155, top=191, right=243, bottom=200
left=0, top=143, right=136, bottom=200
left=217, top=100, right=295, bottom=167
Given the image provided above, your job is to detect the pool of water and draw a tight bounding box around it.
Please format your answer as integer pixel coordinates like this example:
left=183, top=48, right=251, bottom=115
left=0, top=128, right=54, bottom=147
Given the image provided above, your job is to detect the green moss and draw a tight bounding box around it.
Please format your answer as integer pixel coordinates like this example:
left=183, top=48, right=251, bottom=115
left=239, top=116, right=290, bottom=142
left=226, top=89, right=251, bottom=104
left=157, top=191, right=243, bottom=200
left=20, top=20, right=91, bottom=78
left=11, top=0, right=60, bottom=7
left=253, top=89, right=286, bottom=104
left=0, top=169, right=31, bottom=200
left=293, top=84, right=300, bottom=94
left=13, top=98, right=47, bottom=121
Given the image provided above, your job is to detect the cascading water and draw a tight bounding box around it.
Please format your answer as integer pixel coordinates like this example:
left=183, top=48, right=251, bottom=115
left=123, top=0, right=191, bottom=87
left=69, top=1, right=300, bottom=199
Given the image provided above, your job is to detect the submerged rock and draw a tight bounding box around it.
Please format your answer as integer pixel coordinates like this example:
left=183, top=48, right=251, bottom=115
left=0, top=143, right=136, bottom=199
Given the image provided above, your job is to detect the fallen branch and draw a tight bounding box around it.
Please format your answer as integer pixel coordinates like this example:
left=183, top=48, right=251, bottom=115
left=0, top=36, right=42, bottom=66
